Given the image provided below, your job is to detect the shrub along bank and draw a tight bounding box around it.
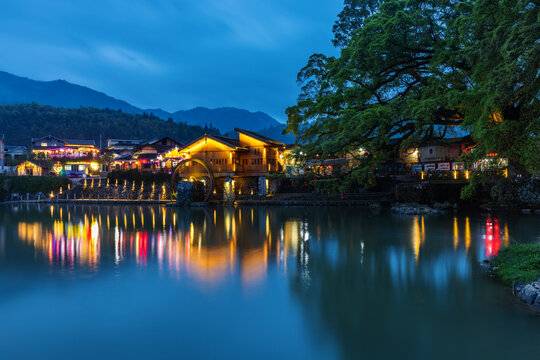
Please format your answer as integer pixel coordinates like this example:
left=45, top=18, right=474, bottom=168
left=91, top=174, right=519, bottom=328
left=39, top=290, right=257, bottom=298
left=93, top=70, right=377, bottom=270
left=0, top=176, right=70, bottom=200
left=492, top=244, right=540, bottom=285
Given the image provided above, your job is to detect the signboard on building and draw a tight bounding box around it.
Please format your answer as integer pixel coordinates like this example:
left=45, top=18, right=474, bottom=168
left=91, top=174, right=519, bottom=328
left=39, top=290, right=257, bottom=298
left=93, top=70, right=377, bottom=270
left=437, top=162, right=450, bottom=171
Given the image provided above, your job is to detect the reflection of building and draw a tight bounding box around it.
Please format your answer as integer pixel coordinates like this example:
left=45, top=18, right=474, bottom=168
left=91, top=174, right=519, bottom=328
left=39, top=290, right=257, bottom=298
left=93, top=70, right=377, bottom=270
left=14, top=206, right=314, bottom=288
left=18, top=219, right=100, bottom=268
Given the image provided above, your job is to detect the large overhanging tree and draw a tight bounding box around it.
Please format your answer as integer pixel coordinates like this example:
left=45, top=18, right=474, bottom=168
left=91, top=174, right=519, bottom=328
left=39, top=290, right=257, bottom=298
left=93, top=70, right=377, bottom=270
left=285, top=0, right=539, bottom=178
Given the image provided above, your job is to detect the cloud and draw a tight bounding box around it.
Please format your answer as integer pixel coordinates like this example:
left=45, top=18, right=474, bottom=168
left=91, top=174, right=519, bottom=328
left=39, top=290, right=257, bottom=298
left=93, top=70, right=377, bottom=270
left=0, top=0, right=343, bottom=119
left=95, top=44, right=164, bottom=72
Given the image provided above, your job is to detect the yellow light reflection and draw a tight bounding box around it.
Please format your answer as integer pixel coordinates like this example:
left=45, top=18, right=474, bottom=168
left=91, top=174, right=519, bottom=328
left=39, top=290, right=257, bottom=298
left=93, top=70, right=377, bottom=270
left=453, top=217, right=459, bottom=250
left=465, top=217, right=471, bottom=253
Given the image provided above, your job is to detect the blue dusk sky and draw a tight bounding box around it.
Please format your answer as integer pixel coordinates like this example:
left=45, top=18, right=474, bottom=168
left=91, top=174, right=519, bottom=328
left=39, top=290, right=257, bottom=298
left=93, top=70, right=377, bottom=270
left=0, top=0, right=343, bottom=121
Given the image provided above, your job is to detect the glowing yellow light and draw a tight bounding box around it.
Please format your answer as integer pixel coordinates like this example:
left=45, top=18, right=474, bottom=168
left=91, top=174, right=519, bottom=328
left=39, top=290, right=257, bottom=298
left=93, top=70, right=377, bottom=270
left=420, top=171, right=424, bottom=180
left=503, top=169, right=508, bottom=178
left=90, top=162, right=99, bottom=171
left=52, top=162, right=63, bottom=174
left=490, top=111, right=503, bottom=124
left=453, top=171, right=457, bottom=180
left=50, top=191, right=54, bottom=198
left=465, top=170, right=469, bottom=179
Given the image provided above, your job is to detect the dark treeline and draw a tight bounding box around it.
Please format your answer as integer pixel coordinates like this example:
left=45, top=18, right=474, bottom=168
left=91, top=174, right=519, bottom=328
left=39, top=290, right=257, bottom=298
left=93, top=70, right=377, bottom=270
left=0, top=103, right=219, bottom=146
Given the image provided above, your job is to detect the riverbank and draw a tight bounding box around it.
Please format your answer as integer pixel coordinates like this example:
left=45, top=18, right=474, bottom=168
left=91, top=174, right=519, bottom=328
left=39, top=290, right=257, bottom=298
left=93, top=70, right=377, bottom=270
left=491, top=244, right=540, bottom=312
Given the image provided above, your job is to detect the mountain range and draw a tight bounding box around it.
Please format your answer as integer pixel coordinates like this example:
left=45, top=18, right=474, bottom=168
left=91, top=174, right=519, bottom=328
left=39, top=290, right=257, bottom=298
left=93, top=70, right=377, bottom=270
left=0, top=70, right=294, bottom=143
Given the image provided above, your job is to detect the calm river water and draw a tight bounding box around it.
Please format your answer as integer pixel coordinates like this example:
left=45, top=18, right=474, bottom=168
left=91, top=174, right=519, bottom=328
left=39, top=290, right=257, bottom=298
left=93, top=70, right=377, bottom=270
left=0, top=204, right=539, bottom=359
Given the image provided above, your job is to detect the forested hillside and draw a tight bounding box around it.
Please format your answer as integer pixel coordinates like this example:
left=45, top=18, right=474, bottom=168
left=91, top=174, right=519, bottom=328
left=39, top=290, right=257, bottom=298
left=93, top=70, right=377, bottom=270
left=0, top=103, right=216, bottom=146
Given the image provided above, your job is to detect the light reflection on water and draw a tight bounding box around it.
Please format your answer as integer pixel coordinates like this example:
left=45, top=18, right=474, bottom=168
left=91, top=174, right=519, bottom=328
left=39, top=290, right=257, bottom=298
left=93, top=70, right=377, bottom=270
left=0, top=204, right=539, bottom=359
left=4, top=206, right=523, bottom=286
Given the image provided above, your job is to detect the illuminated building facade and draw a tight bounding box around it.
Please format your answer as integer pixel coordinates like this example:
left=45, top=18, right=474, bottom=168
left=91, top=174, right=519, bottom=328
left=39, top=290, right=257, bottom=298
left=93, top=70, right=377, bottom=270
left=177, top=129, right=285, bottom=195
left=179, top=129, right=284, bottom=175
left=111, top=137, right=184, bottom=171
left=31, top=135, right=101, bottom=177
left=17, top=160, right=44, bottom=176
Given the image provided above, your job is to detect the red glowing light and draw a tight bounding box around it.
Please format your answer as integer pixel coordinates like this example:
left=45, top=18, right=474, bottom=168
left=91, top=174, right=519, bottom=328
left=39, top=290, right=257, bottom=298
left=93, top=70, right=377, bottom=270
left=485, top=218, right=501, bottom=258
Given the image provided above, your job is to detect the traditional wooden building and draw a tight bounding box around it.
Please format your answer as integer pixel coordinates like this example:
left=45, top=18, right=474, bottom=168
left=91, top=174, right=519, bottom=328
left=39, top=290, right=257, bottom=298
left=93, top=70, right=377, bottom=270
left=174, top=129, right=285, bottom=197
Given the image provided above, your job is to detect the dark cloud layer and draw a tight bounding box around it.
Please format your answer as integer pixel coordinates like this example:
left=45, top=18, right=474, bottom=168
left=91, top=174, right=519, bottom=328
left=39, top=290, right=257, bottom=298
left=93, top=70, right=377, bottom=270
left=0, top=0, right=342, bottom=120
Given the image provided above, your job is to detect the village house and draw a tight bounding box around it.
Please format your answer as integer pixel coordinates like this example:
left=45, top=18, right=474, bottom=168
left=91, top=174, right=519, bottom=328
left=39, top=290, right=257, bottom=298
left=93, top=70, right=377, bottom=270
left=110, top=137, right=183, bottom=171
left=31, top=135, right=100, bottom=177
left=4, top=145, right=28, bottom=160
left=175, top=128, right=285, bottom=195
left=107, top=139, right=145, bottom=157
left=16, top=160, right=44, bottom=176
left=389, top=136, right=474, bottom=174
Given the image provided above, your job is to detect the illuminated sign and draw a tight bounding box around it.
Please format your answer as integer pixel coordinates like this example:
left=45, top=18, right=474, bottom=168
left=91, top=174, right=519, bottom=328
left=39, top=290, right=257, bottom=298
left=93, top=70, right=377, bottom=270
left=52, top=162, right=63, bottom=174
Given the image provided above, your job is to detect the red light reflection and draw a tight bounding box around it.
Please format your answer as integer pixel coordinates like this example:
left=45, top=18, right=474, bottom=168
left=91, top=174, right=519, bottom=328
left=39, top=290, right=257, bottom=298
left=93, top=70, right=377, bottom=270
left=485, top=218, right=501, bottom=258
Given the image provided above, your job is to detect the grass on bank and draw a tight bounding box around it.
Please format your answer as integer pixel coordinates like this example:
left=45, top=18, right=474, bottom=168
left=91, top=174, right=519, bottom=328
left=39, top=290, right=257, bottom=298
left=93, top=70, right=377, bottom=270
left=492, top=244, right=540, bottom=285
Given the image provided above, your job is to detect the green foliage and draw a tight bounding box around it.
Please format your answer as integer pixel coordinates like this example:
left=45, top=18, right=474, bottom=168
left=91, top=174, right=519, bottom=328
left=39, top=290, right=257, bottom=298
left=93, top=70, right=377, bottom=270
left=460, top=181, right=477, bottom=201
left=492, top=244, right=540, bottom=285
left=287, top=0, right=540, bottom=176
left=0, top=176, right=69, bottom=199
left=0, top=103, right=215, bottom=146
left=459, top=169, right=505, bottom=200
left=312, top=178, right=343, bottom=194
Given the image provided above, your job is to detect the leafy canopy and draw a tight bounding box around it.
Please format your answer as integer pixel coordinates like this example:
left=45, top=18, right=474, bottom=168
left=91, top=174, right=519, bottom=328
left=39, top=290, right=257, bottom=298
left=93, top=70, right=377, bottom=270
left=286, top=0, right=539, bottom=174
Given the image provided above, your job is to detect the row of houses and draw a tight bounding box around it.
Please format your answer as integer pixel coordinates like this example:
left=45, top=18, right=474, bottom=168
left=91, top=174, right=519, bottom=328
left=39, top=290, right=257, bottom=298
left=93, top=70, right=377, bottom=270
left=0, top=129, right=287, bottom=181
left=0, top=130, right=504, bottom=183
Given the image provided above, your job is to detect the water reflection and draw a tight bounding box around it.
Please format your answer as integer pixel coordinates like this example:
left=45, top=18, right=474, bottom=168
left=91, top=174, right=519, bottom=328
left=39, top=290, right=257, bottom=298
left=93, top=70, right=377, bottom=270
left=18, top=219, right=100, bottom=269
left=484, top=217, right=502, bottom=259
left=2, top=205, right=540, bottom=359
left=4, top=205, right=521, bottom=289
left=10, top=206, right=312, bottom=287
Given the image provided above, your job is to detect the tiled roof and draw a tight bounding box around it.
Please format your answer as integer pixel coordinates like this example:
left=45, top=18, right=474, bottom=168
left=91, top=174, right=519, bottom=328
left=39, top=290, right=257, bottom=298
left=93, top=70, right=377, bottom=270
left=235, top=128, right=285, bottom=147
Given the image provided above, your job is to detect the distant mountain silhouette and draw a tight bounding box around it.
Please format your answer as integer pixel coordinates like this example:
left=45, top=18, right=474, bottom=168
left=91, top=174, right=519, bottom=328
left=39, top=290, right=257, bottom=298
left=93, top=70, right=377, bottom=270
left=0, top=71, right=290, bottom=140
left=0, top=71, right=142, bottom=114
left=172, top=107, right=281, bottom=133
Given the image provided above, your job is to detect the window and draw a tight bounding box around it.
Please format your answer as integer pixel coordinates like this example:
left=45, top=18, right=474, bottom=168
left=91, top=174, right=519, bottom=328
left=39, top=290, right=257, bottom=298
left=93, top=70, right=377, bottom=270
left=64, top=165, right=72, bottom=171
left=429, top=148, right=433, bottom=154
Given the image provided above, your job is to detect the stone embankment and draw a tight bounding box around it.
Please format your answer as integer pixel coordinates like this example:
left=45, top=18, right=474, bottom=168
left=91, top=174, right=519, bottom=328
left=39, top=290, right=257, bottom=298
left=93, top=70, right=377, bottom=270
left=514, top=280, right=540, bottom=312
left=390, top=201, right=456, bottom=215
